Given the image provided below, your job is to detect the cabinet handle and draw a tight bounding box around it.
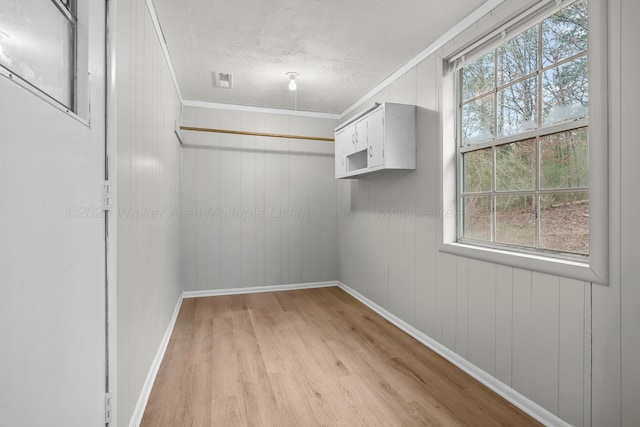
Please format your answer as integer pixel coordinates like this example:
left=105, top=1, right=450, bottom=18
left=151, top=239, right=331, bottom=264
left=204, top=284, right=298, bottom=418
left=369, top=146, right=373, bottom=157
left=352, top=134, right=356, bottom=144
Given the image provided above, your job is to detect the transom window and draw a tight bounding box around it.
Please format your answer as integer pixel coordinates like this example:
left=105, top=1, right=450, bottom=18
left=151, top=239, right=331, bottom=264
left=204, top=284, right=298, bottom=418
left=457, top=0, right=589, bottom=257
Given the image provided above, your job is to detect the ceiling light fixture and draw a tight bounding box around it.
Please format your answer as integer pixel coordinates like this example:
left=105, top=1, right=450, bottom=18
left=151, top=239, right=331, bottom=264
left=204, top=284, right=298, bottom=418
left=286, top=72, right=299, bottom=91
left=0, top=31, right=9, bottom=40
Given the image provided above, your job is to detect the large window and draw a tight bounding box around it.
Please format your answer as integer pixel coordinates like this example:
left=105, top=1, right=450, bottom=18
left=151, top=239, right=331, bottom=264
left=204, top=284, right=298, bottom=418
left=458, top=0, right=589, bottom=258
left=0, top=0, right=77, bottom=110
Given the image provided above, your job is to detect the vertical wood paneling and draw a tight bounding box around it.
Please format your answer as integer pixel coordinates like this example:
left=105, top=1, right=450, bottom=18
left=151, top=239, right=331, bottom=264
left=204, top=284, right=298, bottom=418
left=512, top=268, right=534, bottom=398
left=288, top=136, right=302, bottom=285
left=619, top=2, right=640, bottom=426
left=583, top=284, right=591, bottom=427
left=219, top=124, right=243, bottom=288
left=592, top=2, right=623, bottom=412
left=455, top=256, right=470, bottom=358
left=254, top=115, right=267, bottom=286
left=352, top=180, right=367, bottom=295
left=387, top=177, right=405, bottom=318
left=435, top=252, right=457, bottom=349
left=279, top=136, right=292, bottom=286
left=401, top=174, right=417, bottom=326
left=116, top=0, right=183, bottom=424
left=372, top=179, right=390, bottom=307
left=495, top=264, right=513, bottom=386
left=264, top=136, right=283, bottom=286
left=414, top=211, right=436, bottom=336
left=195, top=143, right=208, bottom=290
left=319, top=141, right=338, bottom=282
left=531, top=273, right=560, bottom=414
left=513, top=272, right=560, bottom=415
left=181, top=108, right=338, bottom=291
left=467, top=259, right=496, bottom=375
left=414, top=56, right=438, bottom=339
left=181, top=148, right=198, bottom=290
left=558, top=278, right=586, bottom=426
left=204, top=108, right=222, bottom=290
left=402, top=67, right=418, bottom=106
left=241, top=113, right=258, bottom=287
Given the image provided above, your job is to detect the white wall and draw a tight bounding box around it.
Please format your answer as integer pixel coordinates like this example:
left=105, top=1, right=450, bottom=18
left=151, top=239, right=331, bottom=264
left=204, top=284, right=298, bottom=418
left=604, top=0, right=640, bottom=425
left=115, top=0, right=183, bottom=425
left=619, top=0, right=640, bottom=416
left=181, top=106, right=338, bottom=291
left=338, top=0, right=638, bottom=425
left=0, top=2, right=107, bottom=426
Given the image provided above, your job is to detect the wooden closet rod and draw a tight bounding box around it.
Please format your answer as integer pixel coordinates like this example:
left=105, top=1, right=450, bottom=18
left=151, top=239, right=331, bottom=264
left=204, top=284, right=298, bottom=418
left=180, top=126, right=335, bottom=142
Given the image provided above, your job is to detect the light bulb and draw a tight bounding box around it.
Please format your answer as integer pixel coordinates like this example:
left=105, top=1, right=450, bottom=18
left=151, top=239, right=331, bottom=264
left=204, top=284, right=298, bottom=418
left=286, top=72, right=299, bottom=91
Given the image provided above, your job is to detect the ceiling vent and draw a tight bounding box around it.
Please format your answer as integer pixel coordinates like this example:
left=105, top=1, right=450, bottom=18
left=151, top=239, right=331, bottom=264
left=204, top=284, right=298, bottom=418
left=212, top=72, right=233, bottom=89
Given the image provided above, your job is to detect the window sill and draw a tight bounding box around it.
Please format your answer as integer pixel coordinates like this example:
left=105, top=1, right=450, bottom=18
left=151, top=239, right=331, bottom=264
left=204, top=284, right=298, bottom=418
left=439, top=241, right=607, bottom=285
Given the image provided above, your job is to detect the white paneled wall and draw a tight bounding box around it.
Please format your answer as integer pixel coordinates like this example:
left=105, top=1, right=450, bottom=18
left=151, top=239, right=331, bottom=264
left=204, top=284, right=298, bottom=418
left=337, top=0, right=640, bottom=425
left=181, top=107, right=339, bottom=291
left=109, top=0, right=640, bottom=425
left=116, top=0, right=183, bottom=425
left=617, top=0, right=640, bottom=425
left=337, top=9, right=596, bottom=427
left=0, top=2, right=107, bottom=425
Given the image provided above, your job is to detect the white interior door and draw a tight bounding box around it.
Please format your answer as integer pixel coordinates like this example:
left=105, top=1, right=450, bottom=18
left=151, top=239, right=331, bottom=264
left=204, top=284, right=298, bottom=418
left=0, top=1, right=108, bottom=426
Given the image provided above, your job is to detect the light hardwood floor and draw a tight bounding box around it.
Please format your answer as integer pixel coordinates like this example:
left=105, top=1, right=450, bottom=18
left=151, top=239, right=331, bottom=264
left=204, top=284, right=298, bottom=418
left=141, top=286, right=541, bottom=426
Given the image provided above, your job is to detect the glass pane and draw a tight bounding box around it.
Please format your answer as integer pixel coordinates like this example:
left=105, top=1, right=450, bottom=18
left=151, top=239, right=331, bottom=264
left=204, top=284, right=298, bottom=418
left=463, top=148, right=492, bottom=193
left=462, top=50, right=495, bottom=101
left=0, top=0, right=74, bottom=109
left=540, top=127, right=589, bottom=189
left=462, top=196, right=492, bottom=241
left=462, top=94, right=494, bottom=145
left=542, top=57, right=588, bottom=126
left=498, top=76, right=538, bottom=137
left=496, top=139, right=536, bottom=191
left=498, top=26, right=539, bottom=85
left=495, top=194, right=536, bottom=247
left=542, top=1, right=588, bottom=67
left=539, top=192, right=589, bottom=254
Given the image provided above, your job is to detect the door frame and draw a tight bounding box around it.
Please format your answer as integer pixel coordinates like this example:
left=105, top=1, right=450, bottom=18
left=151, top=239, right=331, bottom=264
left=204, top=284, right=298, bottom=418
left=105, top=0, right=119, bottom=423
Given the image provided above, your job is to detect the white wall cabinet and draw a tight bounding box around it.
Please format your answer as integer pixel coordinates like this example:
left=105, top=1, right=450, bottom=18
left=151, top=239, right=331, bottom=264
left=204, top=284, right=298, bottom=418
left=335, top=102, right=416, bottom=179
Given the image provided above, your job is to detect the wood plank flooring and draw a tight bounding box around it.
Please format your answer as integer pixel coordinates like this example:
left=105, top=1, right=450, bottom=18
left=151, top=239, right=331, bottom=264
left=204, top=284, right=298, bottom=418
left=141, top=286, right=541, bottom=426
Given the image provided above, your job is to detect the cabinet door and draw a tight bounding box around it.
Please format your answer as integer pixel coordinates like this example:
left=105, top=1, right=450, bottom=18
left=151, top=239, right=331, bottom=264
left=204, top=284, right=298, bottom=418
left=367, top=108, right=385, bottom=167
left=335, top=129, right=349, bottom=177
left=354, top=119, right=368, bottom=152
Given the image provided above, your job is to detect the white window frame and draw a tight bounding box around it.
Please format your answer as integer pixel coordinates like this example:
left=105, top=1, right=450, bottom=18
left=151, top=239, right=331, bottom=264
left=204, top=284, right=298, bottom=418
left=0, top=0, right=90, bottom=125
left=439, top=0, right=608, bottom=285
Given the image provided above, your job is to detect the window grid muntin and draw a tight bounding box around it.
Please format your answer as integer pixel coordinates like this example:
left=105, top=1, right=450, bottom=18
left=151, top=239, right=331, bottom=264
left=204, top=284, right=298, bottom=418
left=458, top=129, right=589, bottom=255
left=460, top=6, right=588, bottom=144
left=457, top=0, right=589, bottom=257
left=460, top=51, right=588, bottom=142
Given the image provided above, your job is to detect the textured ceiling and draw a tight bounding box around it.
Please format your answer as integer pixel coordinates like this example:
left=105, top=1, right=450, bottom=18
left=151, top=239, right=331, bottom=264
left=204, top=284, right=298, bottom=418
left=152, top=0, right=487, bottom=114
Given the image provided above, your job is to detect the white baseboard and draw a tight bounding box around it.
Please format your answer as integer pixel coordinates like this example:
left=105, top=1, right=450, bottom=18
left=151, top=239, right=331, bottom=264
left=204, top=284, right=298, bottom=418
left=336, top=281, right=571, bottom=427
left=129, top=296, right=183, bottom=427
left=182, top=280, right=338, bottom=299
